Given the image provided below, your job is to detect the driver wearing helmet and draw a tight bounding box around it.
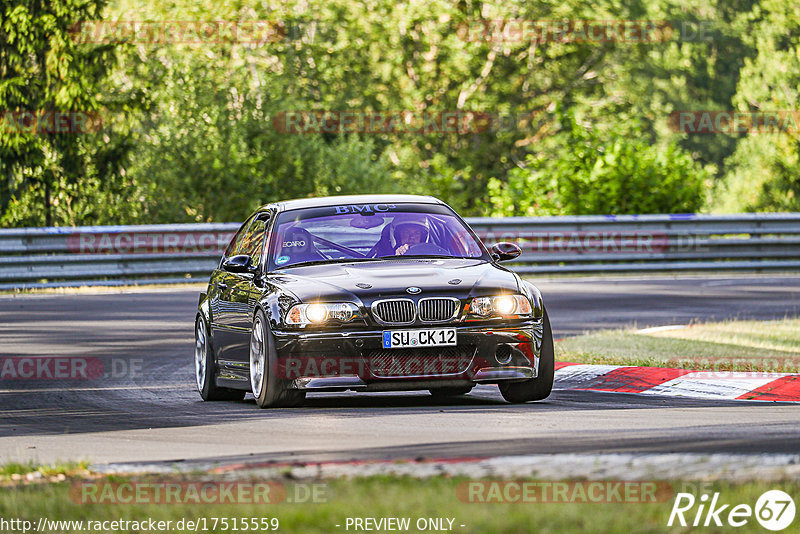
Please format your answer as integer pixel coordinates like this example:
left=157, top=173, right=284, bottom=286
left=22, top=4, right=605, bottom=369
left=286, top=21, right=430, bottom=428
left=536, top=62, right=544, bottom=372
left=393, top=220, right=429, bottom=255
left=368, top=213, right=432, bottom=257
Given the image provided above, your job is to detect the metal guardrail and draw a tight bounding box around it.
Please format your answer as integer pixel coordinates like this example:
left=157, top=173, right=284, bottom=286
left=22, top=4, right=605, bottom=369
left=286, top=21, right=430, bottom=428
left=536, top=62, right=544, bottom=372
left=1, top=213, right=799, bottom=289
left=466, top=212, right=800, bottom=275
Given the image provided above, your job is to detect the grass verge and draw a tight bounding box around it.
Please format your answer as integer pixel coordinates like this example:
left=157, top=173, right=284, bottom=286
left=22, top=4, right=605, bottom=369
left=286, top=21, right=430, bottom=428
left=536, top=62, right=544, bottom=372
left=556, top=318, right=800, bottom=373
left=1, top=461, right=89, bottom=483
left=0, top=472, right=797, bottom=533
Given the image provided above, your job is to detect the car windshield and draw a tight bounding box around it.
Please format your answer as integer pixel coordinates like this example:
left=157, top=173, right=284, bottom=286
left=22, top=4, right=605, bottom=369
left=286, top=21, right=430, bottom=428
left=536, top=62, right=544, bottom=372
left=268, top=203, right=487, bottom=269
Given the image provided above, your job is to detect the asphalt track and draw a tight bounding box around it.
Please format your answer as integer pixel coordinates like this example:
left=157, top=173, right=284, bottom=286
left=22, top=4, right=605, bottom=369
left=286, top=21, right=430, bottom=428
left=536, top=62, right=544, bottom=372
left=1, top=274, right=799, bottom=468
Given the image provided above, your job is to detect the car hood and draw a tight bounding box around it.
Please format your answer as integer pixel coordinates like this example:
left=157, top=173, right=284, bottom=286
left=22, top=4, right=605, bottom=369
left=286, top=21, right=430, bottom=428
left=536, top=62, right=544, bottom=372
left=268, top=258, right=520, bottom=304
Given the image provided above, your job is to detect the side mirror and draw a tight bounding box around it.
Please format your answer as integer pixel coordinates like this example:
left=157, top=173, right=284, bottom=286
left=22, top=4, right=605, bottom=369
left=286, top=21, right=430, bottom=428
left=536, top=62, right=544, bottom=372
left=222, top=254, right=256, bottom=274
left=490, top=242, right=522, bottom=262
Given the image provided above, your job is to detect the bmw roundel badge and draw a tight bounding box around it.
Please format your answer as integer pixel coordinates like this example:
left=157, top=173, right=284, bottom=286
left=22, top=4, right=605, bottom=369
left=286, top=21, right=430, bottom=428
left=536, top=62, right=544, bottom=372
left=406, top=286, right=422, bottom=294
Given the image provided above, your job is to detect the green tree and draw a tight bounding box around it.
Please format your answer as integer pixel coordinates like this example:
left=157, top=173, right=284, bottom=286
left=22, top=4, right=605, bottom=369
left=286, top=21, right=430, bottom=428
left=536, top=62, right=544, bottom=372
left=487, top=109, right=708, bottom=216
left=0, top=0, right=133, bottom=226
left=106, top=0, right=399, bottom=223
left=714, top=0, right=800, bottom=212
left=4, top=0, right=779, bottom=226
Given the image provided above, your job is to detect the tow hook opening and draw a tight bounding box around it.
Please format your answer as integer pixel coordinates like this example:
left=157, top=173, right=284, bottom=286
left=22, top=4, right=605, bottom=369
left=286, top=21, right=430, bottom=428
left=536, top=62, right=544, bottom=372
left=495, top=344, right=513, bottom=365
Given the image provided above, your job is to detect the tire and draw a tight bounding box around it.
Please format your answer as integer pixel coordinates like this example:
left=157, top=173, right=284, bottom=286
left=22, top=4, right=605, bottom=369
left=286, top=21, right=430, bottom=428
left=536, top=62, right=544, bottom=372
left=499, top=308, right=554, bottom=403
left=195, top=316, right=246, bottom=401
left=429, top=385, right=474, bottom=398
left=250, top=309, right=306, bottom=408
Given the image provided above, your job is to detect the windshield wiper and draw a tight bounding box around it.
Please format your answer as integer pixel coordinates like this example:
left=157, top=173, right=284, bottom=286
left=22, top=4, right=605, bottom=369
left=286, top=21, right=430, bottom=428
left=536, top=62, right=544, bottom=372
left=375, top=254, right=455, bottom=260
left=277, top=257, right=382, bottom=269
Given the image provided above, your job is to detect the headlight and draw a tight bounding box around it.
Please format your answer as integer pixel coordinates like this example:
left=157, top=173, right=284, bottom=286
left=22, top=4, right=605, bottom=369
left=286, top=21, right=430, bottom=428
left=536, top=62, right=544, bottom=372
left=285, top=302, right=361, bottom=326
left=467, top=294, right=532, bottom=319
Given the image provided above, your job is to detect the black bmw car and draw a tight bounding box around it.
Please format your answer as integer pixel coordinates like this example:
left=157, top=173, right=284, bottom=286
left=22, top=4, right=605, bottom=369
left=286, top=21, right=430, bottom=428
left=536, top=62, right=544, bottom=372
left=195, top=194, right=554, bottom=407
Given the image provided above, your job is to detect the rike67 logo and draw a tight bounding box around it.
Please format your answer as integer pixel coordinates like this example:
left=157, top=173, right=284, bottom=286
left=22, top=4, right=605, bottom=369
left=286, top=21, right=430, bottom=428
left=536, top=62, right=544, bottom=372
left=668, top=490, right=795, bottom=530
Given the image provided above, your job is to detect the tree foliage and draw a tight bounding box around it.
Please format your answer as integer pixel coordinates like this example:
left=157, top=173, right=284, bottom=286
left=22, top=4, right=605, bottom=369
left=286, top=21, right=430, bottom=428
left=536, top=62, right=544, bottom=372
left=0, top=0, right=142, bottom=226
left=712, top=0, right=800, bottom=212
left=488, top=109, right=707, bottom=216
left=1, top=0, right=797, bottom=226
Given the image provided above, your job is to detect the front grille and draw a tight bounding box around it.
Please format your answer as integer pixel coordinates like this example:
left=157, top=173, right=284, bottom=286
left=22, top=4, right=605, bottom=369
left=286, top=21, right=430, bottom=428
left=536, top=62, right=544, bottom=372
left=367, top=346, right=475, bottom=377
left=418, top=297, right=459, bottom=322
left=372, top=299, right=415, bottom=324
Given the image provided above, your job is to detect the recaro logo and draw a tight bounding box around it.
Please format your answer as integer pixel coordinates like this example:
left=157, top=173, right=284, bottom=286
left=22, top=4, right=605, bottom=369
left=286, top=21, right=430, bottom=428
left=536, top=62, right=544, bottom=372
left=282, top=241, right=306, bottom=247
left=668, top=490, right=796, bottom=530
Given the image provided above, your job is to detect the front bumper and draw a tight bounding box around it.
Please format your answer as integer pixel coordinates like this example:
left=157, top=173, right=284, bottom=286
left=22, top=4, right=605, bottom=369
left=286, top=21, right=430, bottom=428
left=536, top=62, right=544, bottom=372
left=272, top=321, right=543, bottom=391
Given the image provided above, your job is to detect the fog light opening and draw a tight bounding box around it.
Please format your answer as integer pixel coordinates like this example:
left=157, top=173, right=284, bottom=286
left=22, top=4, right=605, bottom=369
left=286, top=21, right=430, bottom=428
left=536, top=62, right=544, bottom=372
left=495, top=344, right=513, bottom=365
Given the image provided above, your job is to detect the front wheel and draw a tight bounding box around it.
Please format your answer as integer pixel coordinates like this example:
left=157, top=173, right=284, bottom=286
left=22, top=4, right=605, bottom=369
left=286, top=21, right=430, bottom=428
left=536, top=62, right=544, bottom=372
left=499, top=308, right=554, bottom=403
left=250, top=309, right=306, bottom=408
left=195, top=316, right=245, bottom=401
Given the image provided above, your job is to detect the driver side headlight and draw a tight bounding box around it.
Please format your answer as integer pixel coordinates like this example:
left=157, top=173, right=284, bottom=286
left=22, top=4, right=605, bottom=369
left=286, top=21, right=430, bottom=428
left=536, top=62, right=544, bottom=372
left=467, top=294, right=532, bottom=320
left=285, top=302, right=361, bottom=326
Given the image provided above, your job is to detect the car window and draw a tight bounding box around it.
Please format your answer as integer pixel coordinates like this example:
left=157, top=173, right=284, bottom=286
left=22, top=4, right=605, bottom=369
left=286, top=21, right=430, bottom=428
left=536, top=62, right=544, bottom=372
left=223, top=215, right=255, bottom=258
left=268, top=203, right=487, bottom=269
left=239, top=217, right=268, bottom=266
left=299, top=216, right=387, bottom=257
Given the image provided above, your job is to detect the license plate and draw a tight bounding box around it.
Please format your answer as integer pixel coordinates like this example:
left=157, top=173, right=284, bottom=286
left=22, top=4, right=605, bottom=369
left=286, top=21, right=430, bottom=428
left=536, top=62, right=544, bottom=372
left=382, top=328, right=457, bottom=348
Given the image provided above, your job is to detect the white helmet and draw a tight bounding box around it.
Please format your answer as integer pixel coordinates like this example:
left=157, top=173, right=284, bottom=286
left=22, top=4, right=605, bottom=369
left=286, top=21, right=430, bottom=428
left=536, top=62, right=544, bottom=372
left=390, top=214, right=430, bottom=248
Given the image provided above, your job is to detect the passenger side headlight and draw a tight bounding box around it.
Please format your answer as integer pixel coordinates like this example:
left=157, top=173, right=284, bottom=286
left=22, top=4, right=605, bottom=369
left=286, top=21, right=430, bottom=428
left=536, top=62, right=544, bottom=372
left=467, top=295, right=532, bottom=320
left=285, top=302, right=361, bottom=326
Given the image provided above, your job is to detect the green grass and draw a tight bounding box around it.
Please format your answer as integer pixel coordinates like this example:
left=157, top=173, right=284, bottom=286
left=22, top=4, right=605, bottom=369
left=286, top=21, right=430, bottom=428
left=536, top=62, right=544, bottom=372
left=0, top=461, right=40, bottom=478
left=1, top=474, right=798, bottom=533
left=556, top=318, right=800, bottom=372
left=1, top=461, right=89, bottom=481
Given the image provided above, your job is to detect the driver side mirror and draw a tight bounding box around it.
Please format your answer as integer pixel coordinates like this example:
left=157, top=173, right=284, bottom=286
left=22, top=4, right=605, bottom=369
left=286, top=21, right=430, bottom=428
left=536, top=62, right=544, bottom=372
left=222, top=254, right=257, bottom=274
left=490, top=242, right=522, bottom=262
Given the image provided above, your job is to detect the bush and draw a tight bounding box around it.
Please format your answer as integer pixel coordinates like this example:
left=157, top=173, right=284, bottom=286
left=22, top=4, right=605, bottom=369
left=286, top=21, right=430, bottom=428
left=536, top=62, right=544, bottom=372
left=488, top=111, right=708, bottom=216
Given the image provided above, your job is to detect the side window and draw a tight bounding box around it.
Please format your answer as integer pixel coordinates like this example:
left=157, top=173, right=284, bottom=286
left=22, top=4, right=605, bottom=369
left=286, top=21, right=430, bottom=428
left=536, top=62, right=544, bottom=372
left=239, top=218, right=268, bottom=266
left=223, top=217, right=253, bottom=258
